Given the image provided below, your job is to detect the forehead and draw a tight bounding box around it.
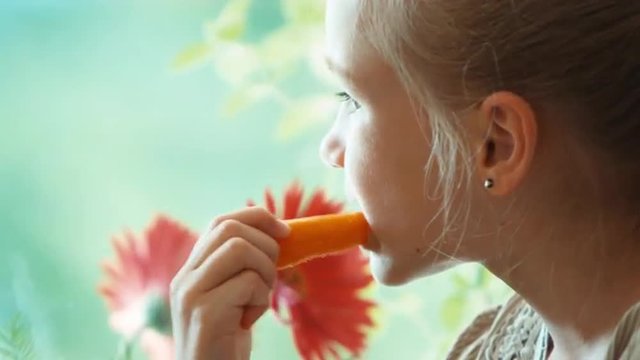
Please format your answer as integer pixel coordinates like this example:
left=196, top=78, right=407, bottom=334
left=324, top=0, right=382, bottom=81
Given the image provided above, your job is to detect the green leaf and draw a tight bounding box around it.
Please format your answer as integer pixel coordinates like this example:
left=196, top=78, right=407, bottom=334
left=171, top=43, right=211, bottom=71
left=211, top=43, right=261, bottom=86
left=205, top=0, right=251, bottom=43
left=474, top=267, right=490, bottom=288
left=258, top=26, right=309, bottom=79
left=440, top=295, right=466, bottom=330
left=280, top=0, right=324, bottom=25
left=221, top=84, right=280, bottom=118
left=451, top=272, right=470, bottom=289
left=275, top=96, right=333, bottom=140
left=0, top=315, right=35, bottom=360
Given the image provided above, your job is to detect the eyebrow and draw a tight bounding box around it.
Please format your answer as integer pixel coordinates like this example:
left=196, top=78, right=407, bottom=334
left=325, top=56, right=354, bottom=81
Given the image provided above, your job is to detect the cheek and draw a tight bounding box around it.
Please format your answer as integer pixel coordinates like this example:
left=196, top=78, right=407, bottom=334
left=343, top=115, right=456, bottom=282
left=342, top=122, right=383, bottom=210
left=345, top=120, right=430, bottom=241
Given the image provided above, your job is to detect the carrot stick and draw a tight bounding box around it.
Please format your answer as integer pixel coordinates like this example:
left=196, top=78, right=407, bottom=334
left=276, top=212, right=369, bottom=269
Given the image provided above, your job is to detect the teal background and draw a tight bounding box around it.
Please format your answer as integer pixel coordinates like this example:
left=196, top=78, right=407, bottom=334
left=0, top=0, right=512, bottom=359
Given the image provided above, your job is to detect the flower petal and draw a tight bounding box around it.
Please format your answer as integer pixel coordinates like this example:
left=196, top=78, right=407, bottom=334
left=301, top=189, right=343, bottom=217
left=99, top=215, right=197, bottom=338
left=283, top=182, right=304, bottom=219
left=253, top=182, right=377, bottom=360
left=265, top=188, right=277, bottom=215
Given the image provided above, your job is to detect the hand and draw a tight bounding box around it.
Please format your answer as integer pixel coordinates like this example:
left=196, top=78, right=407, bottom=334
left=170, top=207, right=290, bottom=360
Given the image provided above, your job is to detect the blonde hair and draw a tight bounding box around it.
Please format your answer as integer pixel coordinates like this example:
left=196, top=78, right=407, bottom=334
left=359, top=1, right=640, bottom=234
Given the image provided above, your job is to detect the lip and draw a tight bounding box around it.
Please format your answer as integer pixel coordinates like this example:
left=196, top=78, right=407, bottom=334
left=352, top=206, right=378, bottom=250
left=360, top=229, right=380, bottom=252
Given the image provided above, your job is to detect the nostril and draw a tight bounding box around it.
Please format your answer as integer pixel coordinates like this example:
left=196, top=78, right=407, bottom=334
left=330, top=151, right=345, bottom=168
left=320, top=135, right=345, bottom=169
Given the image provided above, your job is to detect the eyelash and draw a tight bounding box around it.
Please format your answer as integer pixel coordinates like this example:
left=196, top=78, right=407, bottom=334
left=335, top=91, right=362, bottom=111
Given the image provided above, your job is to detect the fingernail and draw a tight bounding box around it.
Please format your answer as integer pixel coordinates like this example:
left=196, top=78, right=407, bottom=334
left=275, top=220, right=290, bottom=238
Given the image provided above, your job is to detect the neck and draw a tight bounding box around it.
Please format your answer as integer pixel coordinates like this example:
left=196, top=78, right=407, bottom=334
left=483, top=213, right=640, bottom=359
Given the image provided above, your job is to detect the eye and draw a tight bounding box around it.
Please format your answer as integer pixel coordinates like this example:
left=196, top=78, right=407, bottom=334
left=335, top=91, right=362, bottom=112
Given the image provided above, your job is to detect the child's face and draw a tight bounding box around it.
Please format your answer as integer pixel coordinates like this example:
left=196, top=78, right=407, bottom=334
left=321, top=0, right=467, bottom=285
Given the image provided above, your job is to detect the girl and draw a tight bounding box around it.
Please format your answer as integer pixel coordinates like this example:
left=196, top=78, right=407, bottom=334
left=169, top=1, right=640, bottom=359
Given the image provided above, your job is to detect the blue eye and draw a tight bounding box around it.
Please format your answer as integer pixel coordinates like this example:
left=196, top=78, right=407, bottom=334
left=335, top=91, right=361, bottom=111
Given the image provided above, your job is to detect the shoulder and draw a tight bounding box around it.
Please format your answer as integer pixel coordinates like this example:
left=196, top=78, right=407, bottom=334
left=446, top=304, right=502, bottom=360
left=446, top=295, right=541, bottom=360
left=446, top=304, right=501, bottom=360
left=606, top=301, right=640, bottom=359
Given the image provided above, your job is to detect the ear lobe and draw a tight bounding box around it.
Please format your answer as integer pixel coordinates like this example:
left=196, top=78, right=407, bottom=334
left=476, top=92, right=538, bottom=196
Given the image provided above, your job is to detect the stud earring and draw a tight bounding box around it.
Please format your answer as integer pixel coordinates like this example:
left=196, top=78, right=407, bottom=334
left=484, top=178, right=494, bottom=189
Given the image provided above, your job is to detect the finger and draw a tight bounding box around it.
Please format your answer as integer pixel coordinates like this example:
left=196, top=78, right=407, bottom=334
left=183, top=271, right=267, bottom=359
left=226, top=269, right=271, bottom=311
left=185, top=219, right=280, bottom=272
left=212, top=206, right=289, bottom=239
left=197, top=270, right=272, bottom=338
left=240, top=305, right=269, bottom=330
left=186, top=207, right=289, bottom=269
left=193, top=237, right=277, bottom=292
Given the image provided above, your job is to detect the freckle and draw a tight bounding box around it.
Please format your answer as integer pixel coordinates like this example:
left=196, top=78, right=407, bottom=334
left=415, top=248, right=421, bottom=254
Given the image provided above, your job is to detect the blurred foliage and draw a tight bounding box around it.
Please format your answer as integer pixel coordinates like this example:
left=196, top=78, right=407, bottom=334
left=0, top=316, right=35, bottom=360
left=173, top=0, right=333, bottom=140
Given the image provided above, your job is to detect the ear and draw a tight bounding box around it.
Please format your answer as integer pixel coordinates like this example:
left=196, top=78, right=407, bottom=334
left=471, top=91, right=538, bottom=196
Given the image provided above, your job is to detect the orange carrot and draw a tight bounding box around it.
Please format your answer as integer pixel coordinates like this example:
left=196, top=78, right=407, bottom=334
left=276, top=212, right=369, bottom=269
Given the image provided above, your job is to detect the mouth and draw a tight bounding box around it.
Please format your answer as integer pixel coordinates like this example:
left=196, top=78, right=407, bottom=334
left=360, top=218, right=381, bottom=252
left=342, top=179, right=379, bottom=251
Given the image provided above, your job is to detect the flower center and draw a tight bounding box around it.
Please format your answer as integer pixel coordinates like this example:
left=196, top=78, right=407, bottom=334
left=145, top=294, right=172, bottom=335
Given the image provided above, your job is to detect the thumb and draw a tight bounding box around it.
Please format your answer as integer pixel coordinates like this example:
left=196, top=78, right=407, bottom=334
left=240, top=305, right=269, bottom=330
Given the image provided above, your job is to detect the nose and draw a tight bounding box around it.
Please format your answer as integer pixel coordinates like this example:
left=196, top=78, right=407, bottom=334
left=319, top=128, right=345, bottom=168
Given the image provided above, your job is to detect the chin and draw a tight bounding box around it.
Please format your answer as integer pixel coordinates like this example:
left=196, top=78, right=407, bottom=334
left=367, top=255, right=415, bottom=286
left=367, top=253, right=462, bottom=286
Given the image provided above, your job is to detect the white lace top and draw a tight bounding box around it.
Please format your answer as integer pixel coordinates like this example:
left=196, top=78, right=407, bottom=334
left=485, top=299, right=549, bottom=359
left=447, top=295, right=640, bottom=360
left=446, top=295, right=550, bottom=360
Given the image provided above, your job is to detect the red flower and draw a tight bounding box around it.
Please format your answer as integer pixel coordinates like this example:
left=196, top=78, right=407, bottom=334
left=249, top=182, right=377, bottom=360
left=98, top=216, right=197, bottom=359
